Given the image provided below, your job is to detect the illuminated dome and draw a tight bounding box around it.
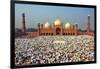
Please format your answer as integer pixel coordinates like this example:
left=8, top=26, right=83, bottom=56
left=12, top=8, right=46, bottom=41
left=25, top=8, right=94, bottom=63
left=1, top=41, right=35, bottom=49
left=44, top=22, right=51, bottom=28
left=55, top=19, right=62, bottom=26
left=65, top=22, right=71, bottom=29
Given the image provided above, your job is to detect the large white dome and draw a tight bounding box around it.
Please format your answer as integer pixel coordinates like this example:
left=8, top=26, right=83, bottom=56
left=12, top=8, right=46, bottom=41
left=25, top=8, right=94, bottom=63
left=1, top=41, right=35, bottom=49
left=65, top=22, right=71, bottom=29
left=44, top=22, right=51, bottom=28
left=54, top=19, right=62, bottom=26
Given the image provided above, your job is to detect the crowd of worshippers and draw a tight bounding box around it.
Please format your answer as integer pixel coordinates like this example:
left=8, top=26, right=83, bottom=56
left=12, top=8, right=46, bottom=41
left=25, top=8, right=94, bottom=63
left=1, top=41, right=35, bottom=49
left=15, top=35, right=94, bottom=66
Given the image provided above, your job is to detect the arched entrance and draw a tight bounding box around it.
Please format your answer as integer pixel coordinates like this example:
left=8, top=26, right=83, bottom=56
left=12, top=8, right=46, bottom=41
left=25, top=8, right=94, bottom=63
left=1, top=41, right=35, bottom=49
left=56, top=28, right=61, bottom=35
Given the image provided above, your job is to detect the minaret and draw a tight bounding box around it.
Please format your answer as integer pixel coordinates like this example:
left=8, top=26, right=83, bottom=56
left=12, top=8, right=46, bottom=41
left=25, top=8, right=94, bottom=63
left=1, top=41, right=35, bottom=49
left=41, top=24, right=43, bottom=29
left=37, top=23, right=40, bottom=36
left=22, top=13, right=26, bottom=33
left=87, top=15, right=90, bottom=33
left=74, top=23, right=78, bottom=35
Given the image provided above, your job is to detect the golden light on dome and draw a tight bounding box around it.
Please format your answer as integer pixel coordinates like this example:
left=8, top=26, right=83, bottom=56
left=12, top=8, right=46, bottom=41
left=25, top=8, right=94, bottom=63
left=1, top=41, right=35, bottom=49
left=65, top=22, right=71, bottom=29
left=55, top=19, right=62, bottom=26
left=44, top=22, right=51, bottom=28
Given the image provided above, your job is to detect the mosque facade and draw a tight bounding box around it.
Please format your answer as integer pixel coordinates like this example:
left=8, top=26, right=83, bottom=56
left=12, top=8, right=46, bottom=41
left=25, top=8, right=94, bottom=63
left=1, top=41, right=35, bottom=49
left=15, top=13, right=94, bottom=38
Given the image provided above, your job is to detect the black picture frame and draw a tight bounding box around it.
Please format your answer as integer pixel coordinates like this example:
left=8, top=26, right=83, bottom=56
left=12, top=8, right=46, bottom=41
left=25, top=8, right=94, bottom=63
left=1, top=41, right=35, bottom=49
left=10, top=0, right=97, bottom=68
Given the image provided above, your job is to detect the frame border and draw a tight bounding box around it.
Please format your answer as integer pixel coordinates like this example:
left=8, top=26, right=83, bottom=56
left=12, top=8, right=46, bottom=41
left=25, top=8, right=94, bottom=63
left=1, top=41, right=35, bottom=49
left=10, top=0, right=97, bottom=68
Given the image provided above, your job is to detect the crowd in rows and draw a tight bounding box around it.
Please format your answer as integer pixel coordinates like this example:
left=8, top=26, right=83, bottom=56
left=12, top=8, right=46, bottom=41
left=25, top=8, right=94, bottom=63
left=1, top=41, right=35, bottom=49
left=15, top=35, right=94, bottom=66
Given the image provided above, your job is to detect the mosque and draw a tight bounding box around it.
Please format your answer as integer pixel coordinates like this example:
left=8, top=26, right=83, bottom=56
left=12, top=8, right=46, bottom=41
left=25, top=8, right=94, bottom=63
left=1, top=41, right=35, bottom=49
left=15, top=13, right=94, bottom=38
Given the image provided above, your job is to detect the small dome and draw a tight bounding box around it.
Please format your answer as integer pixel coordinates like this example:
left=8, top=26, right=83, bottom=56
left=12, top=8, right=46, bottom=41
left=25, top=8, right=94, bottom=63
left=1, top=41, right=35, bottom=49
left=65, top=22, right=71, bottom=29
left=88, top=15, right=90, bottom=16
left=55, top=19, right=62, bottom=26
left=44, top=22, right=51, bottom=28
